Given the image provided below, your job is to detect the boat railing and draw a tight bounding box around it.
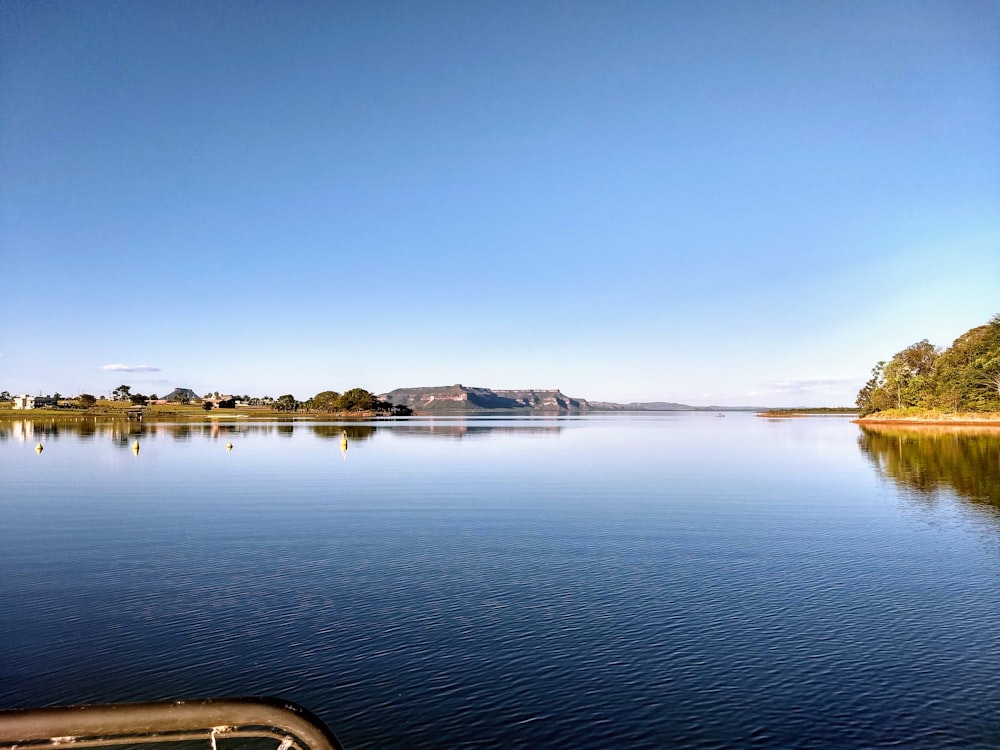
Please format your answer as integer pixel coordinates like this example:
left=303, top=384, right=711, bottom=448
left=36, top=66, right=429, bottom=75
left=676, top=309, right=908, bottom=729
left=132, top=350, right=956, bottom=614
left=0, top=697, right=343, bottom=750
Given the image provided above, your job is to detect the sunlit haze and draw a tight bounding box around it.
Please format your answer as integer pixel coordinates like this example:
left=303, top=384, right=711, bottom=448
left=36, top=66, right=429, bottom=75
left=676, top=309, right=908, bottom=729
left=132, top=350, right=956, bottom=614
left=2, top=1, right=998, bottom=406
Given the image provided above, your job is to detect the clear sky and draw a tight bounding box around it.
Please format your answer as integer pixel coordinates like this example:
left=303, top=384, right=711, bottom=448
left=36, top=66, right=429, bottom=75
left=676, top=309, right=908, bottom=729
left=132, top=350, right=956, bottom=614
left=2, top=0, right=998, bottom=406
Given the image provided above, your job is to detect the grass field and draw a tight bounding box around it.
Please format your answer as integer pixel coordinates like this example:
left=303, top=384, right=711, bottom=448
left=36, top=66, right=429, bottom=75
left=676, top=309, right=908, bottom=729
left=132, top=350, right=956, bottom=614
left=0, top=400, right=388, bottom=421
left=854, top=407, right=1000, bottom=425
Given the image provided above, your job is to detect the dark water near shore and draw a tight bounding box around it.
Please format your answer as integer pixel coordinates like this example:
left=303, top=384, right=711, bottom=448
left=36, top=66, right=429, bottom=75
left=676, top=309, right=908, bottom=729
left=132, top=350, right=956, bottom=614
left=3, top=414, right=1000, bottom=748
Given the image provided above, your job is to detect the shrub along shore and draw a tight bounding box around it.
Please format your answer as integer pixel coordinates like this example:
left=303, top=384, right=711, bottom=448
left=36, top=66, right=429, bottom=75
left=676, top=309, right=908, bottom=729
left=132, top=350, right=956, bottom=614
left=0, top=386, right=412, bottom=420
left=0, top=401, right=399, bottom=422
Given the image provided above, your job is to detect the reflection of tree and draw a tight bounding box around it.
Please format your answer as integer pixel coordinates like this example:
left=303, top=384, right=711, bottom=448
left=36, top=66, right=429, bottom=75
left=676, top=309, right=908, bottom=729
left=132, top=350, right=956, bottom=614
left=0, top=418, right=565, bottom=445
left=312, top=425, right=377, bottom=441
left=110, top=421, right=148, bottom=446
left=858, top=425, right=1000, bottom=507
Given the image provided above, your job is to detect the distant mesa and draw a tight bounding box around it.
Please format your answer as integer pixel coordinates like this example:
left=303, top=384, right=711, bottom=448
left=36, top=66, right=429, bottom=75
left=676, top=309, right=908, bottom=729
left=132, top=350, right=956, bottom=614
left=380, top=384, right=587, bottom=413
left=379, top=385, right=699, bottom=413
left=161, top=387, right=200, bottom=403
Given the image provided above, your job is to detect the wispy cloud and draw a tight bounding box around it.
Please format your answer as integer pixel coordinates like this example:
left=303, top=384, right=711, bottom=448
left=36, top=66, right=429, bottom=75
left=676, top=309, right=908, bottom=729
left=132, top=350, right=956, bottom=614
left=763, top=377, right=857, bottom=395
left=101, top=363, right=162, bottom=373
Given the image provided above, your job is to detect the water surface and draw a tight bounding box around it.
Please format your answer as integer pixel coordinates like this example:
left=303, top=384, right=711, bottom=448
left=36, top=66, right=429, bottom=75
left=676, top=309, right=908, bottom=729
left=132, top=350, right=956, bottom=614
left=3, top=414, right=1000, bottom=748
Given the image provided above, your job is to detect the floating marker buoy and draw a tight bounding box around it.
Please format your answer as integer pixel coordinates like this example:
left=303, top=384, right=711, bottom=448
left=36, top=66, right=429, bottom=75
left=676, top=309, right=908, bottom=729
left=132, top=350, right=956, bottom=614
left=132, top=440, right=140, bottom=455
left=226, top=442, right=233, bottom=451
left=35, top=443, right=43, bottom=454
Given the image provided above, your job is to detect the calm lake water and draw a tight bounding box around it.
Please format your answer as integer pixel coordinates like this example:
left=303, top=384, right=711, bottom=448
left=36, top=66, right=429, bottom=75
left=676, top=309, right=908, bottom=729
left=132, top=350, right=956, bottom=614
left=3, top=413, right=1000, bottom=748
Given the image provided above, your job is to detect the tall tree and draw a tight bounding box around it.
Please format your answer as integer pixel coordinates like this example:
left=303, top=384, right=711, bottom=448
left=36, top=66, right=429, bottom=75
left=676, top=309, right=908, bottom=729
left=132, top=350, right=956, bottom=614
left=339, top=388, right=377, bottom=412
left=856, top=362, right=889, bottom=417
left=112, top=384, right=132, bottom=402
left=881, top=340, right=939, bottom=409
left=933, top=315, right=1000, bottom=411
left=310, top=390, right=342, bottom=411
left=275, top=394, right=298, bottom=412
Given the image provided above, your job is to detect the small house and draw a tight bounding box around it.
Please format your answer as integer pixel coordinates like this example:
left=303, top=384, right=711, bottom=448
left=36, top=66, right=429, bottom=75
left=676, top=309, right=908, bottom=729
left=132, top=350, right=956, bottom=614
left=12, top=395, right=58, bottom=410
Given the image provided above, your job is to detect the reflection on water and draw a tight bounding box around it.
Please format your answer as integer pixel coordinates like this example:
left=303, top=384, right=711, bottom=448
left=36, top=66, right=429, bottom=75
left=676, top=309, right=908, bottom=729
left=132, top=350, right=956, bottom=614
left=0, top=419, right=563, bottom=444
left=387, top=423, right=562, bottom=439
left=0, top=419, right=276, bottom=443
left=5, top=415, right=1000, bottom=749
left=858, top=424, right=1000, bottom=507
left=312, top=425, right=377, bottom=441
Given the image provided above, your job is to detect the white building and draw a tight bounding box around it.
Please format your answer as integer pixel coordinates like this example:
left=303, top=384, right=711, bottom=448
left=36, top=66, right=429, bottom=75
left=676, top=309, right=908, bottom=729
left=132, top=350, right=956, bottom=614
left=12, top=395, right=58, bottom=409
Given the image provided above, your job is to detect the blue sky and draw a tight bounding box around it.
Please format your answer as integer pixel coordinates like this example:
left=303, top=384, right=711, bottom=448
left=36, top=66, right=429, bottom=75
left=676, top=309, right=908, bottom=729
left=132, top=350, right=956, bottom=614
left=2, top=0, right=998, bottom=406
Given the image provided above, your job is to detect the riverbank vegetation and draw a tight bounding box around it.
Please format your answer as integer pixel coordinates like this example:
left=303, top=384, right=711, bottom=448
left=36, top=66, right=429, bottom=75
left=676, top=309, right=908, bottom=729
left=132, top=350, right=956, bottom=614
left=0, top=386, right=412, bottom=420
left=856, top=314, right=1000, bottom=420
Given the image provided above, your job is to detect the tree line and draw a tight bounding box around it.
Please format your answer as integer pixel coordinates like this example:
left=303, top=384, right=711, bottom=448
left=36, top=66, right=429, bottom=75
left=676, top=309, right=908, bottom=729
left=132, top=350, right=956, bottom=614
left=254, top=388, right=412, bottom=415
left=300, top=388, right=412, bottom=415
left=1, top=386, right=413, bottom=415
left=856, top=314, right=1000, bottom=416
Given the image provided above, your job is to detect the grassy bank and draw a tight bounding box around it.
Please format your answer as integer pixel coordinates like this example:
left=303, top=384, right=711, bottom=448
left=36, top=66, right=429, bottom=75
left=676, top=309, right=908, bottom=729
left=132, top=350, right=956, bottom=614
left=854, top=407, right=1000, bottom=425
left=0, top=401, right=394, bottom=421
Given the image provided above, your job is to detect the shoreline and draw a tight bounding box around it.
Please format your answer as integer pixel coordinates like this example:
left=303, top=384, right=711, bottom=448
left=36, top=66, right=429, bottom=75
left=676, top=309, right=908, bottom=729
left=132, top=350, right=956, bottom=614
left=854, top=412, right=1000, bottom=426
left=0, top=408, right=395, bottom=422
left=855, top=419, right=1000, bottom=427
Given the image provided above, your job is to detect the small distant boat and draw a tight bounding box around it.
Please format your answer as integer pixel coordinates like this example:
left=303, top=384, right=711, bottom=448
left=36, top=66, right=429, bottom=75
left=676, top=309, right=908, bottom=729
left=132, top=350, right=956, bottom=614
left=716, top=413, right=725, bottom=417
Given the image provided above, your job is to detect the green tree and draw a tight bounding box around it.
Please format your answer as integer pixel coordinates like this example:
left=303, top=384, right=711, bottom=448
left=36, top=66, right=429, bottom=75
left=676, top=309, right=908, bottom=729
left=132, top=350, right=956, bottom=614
left=856, top=361, right=889, bottom=417
left=933, top=314, right=1000, bottom=411
left=881, top=339, right=939, bottom=409
left=78, top=393, right=97, bottom=408
left=202, top=400, right=214, bottom=411
left=339, top=388, right=376, bottom=412
left=129, top=393, right=148, bottom=405
left=112, top=384, right=132, bottom=402
left=275, top=394, right=298, bottom=412
left=310, top=390, right=342, bottom=411
left=859, top=314, right=1000, bottom=415
left=0, top=391, right=10, bottom=401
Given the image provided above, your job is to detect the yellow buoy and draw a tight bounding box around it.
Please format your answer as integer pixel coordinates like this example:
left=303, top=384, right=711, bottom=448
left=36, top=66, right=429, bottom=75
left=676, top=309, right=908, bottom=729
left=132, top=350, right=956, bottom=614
left=132, top=440, right=140, bottom=455
left=35, top=443, right=43, bottom=454
left=226, top=442, right=233, bottom=451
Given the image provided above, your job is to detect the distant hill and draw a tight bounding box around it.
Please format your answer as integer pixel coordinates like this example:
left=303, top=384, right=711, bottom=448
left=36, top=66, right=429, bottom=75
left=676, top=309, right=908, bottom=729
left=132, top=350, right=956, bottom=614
left=378, top=385, right=781, bottom=413
left=381, top=385, right=591, bottom=413
left=380, top=385, right=718, bottom=413
left=588, top=400, right=695, bottom=411
left=162, top=387, right=200, bottom=403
